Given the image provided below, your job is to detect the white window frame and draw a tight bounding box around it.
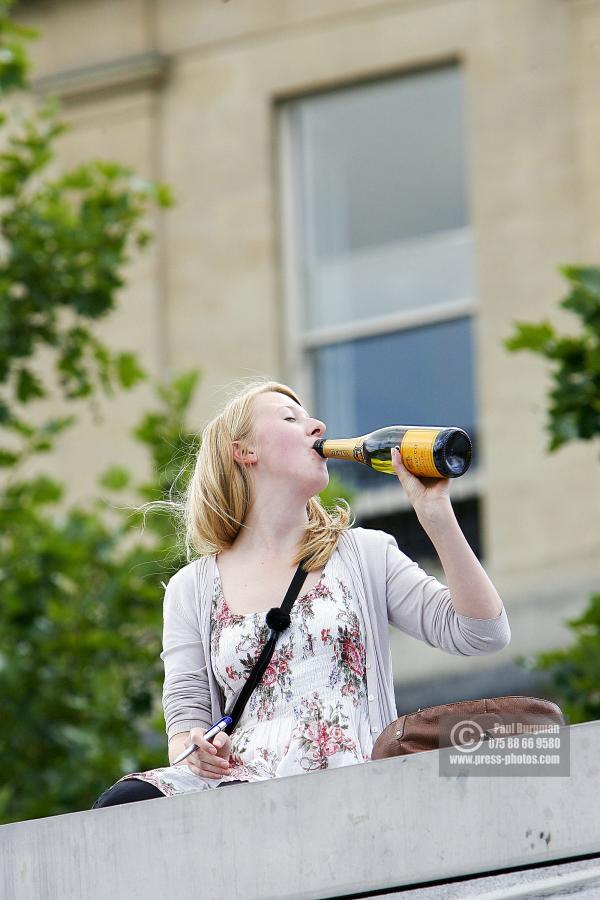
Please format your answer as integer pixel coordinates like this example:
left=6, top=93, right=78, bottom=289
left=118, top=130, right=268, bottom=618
left=277, top=80, right=483, bottom=518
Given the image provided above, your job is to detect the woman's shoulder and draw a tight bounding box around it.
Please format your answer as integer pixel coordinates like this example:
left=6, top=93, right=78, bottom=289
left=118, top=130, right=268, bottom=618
left=165, top=554, right=214, bottom=596
left=339, top=526, right=397, bottom=554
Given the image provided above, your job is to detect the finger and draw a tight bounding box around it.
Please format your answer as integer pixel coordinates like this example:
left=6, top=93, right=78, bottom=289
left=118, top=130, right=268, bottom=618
left=391, top=447, right=416, bottom=483
left=197, top=759, right=230, bottom=775
left=196, top=736, right=219, bottom=757
left=189, top=728, right=231, bottom=766
left=213, top=734, right=230, bottom=752
left=187, top=752, right=229, bottom=774
left=213, top=734, right=232, bottom=758
left=192, top=751, right=225, bottom=775
left=391, top=446, right=409, bottom=472
left=189, top=764, right=223, bottom=779
left=189, top=728, right=214, bottom=755
left=189, top=757, right=230, bottom=778
left=191, top=742, right=228, bottom=763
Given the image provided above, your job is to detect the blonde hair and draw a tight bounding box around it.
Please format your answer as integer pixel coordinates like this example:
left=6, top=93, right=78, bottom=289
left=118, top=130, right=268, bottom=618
left=149, top=378, right=353, bottom=571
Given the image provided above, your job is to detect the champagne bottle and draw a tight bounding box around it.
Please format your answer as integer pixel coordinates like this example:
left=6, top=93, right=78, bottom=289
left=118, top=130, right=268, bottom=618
left=313, top=425, right=472, bottom=478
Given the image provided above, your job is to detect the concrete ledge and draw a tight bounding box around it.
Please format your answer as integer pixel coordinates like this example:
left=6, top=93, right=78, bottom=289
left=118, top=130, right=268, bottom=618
left=2, top=722, right=599, bottom=900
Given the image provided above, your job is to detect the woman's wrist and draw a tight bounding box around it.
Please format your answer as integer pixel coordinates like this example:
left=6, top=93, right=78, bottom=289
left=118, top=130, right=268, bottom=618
left=415, top=496, right=455, bottom=538
left=168, top=731, right=191, bottom=764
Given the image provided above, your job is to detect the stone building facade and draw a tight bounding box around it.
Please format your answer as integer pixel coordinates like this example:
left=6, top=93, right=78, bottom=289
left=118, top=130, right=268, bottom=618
left=16, top=0, right=600, bottom=702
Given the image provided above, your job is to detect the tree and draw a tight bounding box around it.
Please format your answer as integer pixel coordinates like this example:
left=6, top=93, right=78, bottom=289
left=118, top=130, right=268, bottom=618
left=505, top=264, right=600, bottom=723
left=0, top=372, right=201, bottom=823
left=0, top=2, right=172, bottom=459
left=0, top=0, right=180, bottom=823
left=0, top=2, right=355, bottom=823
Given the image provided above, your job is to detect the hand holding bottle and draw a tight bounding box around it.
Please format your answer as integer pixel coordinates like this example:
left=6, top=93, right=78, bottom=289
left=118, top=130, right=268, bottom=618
left=391, top=445, right=451, bottom=525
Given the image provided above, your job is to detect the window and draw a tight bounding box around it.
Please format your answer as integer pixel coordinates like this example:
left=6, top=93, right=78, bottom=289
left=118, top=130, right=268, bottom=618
left=279, top=64, right=481, bottom=550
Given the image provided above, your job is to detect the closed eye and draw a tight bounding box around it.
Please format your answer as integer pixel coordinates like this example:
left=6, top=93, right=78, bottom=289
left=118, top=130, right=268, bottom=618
left=284, top=417, right=296, bottom=422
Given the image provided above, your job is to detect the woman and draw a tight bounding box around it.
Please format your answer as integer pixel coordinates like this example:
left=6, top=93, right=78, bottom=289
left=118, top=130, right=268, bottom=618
left=92, top=379, right=510, bottom=807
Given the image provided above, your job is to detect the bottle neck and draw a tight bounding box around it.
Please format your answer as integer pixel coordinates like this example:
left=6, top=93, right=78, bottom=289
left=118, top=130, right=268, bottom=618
left=312, top=437, right=363, bottom=462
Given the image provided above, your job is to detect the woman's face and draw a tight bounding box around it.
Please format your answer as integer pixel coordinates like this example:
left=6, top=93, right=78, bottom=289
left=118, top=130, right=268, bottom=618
left=243, top=391, right=329, bottom=495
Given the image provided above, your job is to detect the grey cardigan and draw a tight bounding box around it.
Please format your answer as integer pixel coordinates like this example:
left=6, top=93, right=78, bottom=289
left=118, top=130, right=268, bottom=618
left=161, top=527, right=511, bottom=742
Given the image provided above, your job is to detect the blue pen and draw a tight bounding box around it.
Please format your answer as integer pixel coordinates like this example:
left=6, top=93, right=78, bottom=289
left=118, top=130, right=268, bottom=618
left=171, top=716, right=233, bottom=765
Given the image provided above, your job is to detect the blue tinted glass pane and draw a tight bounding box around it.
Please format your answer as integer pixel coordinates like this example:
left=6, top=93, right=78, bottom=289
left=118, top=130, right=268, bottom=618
left=311, top=317, right=477, bottom=488
left=292, top=66, right=469, bottom=257
left=288, top=65, right=474, bottom=329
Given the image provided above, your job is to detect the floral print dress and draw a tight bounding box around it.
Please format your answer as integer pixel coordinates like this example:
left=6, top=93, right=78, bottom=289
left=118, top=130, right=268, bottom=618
left=113, top=548, right=373, bottom=796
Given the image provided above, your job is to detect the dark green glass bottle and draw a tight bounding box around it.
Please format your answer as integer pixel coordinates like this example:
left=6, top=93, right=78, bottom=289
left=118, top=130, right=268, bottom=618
left=313, top=425, right=472, bottom=478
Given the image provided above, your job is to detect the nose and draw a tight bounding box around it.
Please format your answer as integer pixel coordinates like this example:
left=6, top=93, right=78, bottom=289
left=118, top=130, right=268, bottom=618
left=308, top=418, right=326, bottom=439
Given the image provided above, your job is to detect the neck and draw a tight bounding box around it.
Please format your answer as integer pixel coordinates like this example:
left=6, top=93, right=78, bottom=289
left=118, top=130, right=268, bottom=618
left=230, top=495, right=310, bottom=565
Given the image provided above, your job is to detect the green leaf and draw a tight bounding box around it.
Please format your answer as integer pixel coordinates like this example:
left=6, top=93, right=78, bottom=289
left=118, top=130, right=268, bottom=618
left=504, top=321, right=556, bottom=354
left=15, top=367, right=45, bottom=403
left=561, top=286, right=600, bottom=327
left=546, top=336, right=587, bottom=366
left=559, top=265, right=600, bottom=299
left=0, top=447, right=19, bottom=466
left=155, top=183, right=174, bottom=208
left=26, top=474, right=63, bottom=504
left=3, top=416, right=33, bottom=437
left=41, top=415, right=76, bottom=437
left=586, top=345, right=600, bottom=374
left=114, top=353, right=146, bottom=389
left=98, top=466, right=131, bottom=491
left=172, top=371, right=200, bottom=412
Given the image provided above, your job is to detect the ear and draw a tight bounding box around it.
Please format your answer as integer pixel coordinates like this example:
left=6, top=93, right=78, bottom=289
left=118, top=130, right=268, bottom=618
left=232, top=441, right=257, bottom=466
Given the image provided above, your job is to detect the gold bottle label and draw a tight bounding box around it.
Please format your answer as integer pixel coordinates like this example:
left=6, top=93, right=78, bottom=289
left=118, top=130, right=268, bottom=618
left=400, top=429, right=442, bottom=478
left=320, top=438, right=363, bottom=462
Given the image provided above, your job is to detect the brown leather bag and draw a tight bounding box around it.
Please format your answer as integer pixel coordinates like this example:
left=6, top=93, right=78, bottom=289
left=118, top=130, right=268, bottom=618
left=371, top=695, right=565, bottom=759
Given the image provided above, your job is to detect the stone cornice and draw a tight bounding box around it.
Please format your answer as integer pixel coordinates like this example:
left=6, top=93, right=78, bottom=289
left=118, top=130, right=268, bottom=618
left=32, top=52, right=171, bottom=104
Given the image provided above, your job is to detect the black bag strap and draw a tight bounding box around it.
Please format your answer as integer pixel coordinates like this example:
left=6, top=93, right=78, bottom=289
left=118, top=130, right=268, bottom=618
left=224, top=562, right=308, bottom=735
